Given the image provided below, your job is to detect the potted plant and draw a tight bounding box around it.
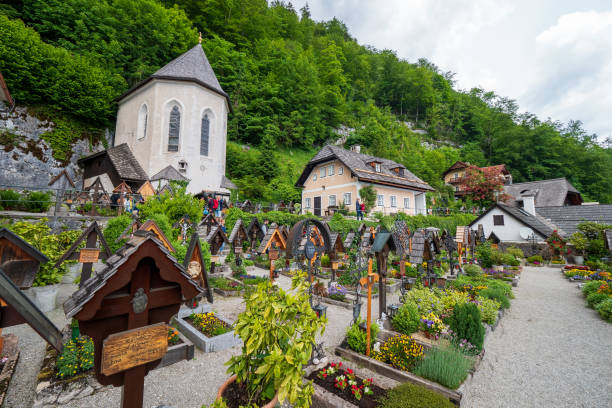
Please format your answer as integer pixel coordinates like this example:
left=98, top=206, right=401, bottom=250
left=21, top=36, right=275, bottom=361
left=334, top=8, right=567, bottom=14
left=214, top=271, right=326, bottom=408
left=570, top=232, right=587, bottom=265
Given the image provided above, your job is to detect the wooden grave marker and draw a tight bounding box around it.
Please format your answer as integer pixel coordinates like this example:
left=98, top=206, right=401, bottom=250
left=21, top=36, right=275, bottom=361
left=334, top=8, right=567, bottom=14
left=257, top=228, right=286, bottom=281
left=369, top=231, right=396, bottom=319
left=359, top=258, right=378, bottom=357
left=184, top=231, right=213, bottom=304
left=0, top=228, right=49, bottom=289
left=55, top=221, right=112, bottom=288
left=64, top=231, right=203, bottom=408
left=246, top=218, right=265, bottom=253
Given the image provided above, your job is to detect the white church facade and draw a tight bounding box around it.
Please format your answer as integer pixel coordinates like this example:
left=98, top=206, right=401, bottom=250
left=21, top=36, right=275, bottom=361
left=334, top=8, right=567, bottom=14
left=112, top=43, right=232, bottom=194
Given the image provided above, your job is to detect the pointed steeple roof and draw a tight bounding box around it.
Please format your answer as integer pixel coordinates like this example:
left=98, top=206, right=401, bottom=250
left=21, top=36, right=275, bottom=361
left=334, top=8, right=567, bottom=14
left=152, top=44, right=226, bottom=96
left=117, top=44, right=230, bottom=105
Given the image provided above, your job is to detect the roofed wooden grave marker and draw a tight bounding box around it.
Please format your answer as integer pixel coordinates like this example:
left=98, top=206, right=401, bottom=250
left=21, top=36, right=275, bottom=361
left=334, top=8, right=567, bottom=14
left=55, top=222, right=112, bottom=287
left=64, top=231, right=203, bottom=408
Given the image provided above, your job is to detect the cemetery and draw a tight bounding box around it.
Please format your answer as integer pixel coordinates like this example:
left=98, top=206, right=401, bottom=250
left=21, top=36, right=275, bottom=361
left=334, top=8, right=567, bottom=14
left=0, top=184, right=609, bottom=408
left=0, top=4, right=611, bottom=405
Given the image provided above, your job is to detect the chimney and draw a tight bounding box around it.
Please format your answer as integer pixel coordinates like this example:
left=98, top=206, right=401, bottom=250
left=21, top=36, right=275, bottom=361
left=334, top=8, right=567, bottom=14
left=351, top=145, right=361, bottom=154
left=522, top=195, right=536, bottom=216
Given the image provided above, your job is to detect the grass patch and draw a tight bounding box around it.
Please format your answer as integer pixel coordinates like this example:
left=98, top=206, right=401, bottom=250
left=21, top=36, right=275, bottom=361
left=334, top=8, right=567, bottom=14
left=412, top=346, right=474, bottom=389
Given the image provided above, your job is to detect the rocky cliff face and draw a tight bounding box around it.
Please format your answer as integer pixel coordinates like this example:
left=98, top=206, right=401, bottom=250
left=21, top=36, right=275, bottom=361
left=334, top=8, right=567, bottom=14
left=0, top=103, right=107, bottom=189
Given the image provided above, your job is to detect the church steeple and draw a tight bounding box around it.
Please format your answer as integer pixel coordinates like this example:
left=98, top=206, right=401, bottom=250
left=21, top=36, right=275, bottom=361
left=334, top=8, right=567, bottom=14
left=151, top=44, right=228, bottom=100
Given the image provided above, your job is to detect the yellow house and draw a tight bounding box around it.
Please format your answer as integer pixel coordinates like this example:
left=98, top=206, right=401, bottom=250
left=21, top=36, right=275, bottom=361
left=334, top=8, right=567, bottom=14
left=295, top=145, right=434, bottom=216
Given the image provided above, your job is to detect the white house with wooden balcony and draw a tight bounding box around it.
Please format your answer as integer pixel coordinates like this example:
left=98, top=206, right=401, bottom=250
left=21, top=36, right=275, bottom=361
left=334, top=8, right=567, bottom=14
left=295, top=145, right=434, bottom=216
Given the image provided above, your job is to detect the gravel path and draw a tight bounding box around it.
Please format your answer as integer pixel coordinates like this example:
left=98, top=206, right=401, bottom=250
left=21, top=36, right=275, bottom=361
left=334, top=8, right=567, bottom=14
left=4, top=267, right=398, bottom=408
left=461, top=266, right=612, bottom=408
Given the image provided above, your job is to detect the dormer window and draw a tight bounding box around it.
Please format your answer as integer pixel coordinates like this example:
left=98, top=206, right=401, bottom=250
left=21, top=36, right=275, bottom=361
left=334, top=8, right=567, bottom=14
left=392, top=167, right=405, bottom=176
left=375, top=163, right=381, bottom=172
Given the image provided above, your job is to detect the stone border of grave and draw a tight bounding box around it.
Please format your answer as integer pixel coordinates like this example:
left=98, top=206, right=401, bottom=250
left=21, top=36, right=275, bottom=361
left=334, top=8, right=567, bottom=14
left=0, top=334, right=19, bottom=406
left=157, top=330, right=195, bottom=369
left=173, top=311, right=241, bottom=353
left=318, top=296, right=352, bottom=310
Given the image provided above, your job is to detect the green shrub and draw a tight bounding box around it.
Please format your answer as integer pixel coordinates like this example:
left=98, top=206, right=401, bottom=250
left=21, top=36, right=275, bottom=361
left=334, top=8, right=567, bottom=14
left=412, top=346, right=473, bottom=389
left=490, top=249, right=504, bottom=266
left=463, top=264, right=483, bottom=277
left=476, top=242, right=493, bottom=268
left=447, top=303, right=485, bottom=352
left=377, top=382, right=455, bottom=408
left=402, top=288, right=444, bottom=315
left=527, top=255, right=543, bottom=263
left=479, top=287, right=511, bottom=309
left=501, top=253, right=518, bottom=266
left=476, top=296, right=500, bottom=325
left=392, top=301, right=421, bottom=335
left=586, top=292, right=609, bottom=308
left=103, top=214, right=133, bottom=252
left=506, top=246, right=524, bottom=259
left=346, top=319, right=379, bottom=354
left=595, top=298, right=612, bottom=322
left=320, top=254, right=331, bottom=267
left=582, top=280, right=603, bottom=296
left=0, top=189, right=21, bottom=210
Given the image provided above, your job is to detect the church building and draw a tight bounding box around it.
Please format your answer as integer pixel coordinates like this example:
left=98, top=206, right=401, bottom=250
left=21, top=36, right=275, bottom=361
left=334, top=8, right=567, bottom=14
left=110, top=41, right=232, bottom=194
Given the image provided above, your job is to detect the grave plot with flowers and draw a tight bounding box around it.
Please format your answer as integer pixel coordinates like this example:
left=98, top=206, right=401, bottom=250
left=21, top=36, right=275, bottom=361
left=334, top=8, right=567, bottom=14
left=336, top=268, right=514, bottom=405
left=174, top=311, right=241, bottom=352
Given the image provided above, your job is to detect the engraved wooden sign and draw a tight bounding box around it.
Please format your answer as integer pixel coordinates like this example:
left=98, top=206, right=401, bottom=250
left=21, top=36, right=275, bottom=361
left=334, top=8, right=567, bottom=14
left=101, top=323, right=168, bottom=376
left=79, top=248, right=100, bottom=263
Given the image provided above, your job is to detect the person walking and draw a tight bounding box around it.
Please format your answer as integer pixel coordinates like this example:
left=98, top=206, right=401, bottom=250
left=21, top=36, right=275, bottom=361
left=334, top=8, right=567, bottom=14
left=356, top=198, right=362, bottom=220
left=360, top=201, right=366, bottom=219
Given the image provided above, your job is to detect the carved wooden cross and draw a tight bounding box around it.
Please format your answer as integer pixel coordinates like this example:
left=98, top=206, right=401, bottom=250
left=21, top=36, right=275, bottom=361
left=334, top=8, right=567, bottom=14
left=359, top=258, right=378, bottom=357
left=55, top=222, right=112, bottom=287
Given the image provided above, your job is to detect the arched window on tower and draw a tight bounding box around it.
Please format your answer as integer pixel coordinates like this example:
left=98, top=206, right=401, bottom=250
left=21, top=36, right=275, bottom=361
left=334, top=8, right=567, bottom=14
left=200, top=114, right=210, bottom=156
left=168, top=105, right=180, bottom=152
left=137, top=104, right=148, bottom=140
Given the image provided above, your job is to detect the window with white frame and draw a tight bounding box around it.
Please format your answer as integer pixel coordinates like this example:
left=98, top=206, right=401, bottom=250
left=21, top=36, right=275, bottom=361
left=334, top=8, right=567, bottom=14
left=375, top=163, right=381, bottom=172
left=328, top=164, right=334, bottom=176
left=377, top=194, right=384, bottom=206
left=338, top=166, right=343, bottom=175
left=328, top=195, right=336, bottom=206
left=320, top=167, right=326, bottom=178
left=343, top=192, right=351, bottom=205
left=137, top=104, right=148, bottom=140
left=313, top=173, right=317, bottom=182
left=305, top=198, right=311, bottom=208
left=167, top=105, right=181, bottom=152
left=404, top=197, right=410, bottom=209
left=390, top=196, right=397, bottom=207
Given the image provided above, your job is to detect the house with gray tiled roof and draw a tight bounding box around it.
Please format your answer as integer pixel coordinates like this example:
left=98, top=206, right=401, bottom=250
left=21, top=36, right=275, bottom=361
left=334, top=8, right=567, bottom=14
left=504, top=178, right=583, bottom=207
left=296, top=145, right=433, bottom=216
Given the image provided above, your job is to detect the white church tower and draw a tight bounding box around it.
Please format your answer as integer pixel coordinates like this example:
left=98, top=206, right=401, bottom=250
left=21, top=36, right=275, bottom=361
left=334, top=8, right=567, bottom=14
left=114, top=42, right=231, bottom=194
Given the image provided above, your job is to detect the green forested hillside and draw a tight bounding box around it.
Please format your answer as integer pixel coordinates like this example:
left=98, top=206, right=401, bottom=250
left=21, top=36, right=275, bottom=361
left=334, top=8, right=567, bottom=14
left=1, top=0, right=611, bottom=203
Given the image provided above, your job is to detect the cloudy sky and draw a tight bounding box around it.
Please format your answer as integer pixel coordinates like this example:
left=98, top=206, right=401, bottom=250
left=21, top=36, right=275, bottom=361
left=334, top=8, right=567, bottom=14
left=291, top=0, right=612, bottom=139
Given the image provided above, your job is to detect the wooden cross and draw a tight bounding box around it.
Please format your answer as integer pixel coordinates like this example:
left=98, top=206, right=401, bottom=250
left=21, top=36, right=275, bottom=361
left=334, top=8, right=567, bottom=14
left=55, top=222, right=112, bottom=287
left=359, top=258, right=378, bottom=357
left=65, top=234, right=202, bottom=408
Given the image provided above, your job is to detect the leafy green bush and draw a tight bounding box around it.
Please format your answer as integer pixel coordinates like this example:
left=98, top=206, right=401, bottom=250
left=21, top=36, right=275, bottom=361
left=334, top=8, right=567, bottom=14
left=377, top=382, right=455, bottom=408
left=346, top=319, right=379, bottom=354
left=595, top=298, right=612, bottom=322
left=586, top=292, right=609, bottom=308
left=402, top=288, right=444, bottom=315
left=0, top=189, right=21, bottom=210
left=447, top=303, right=485, bottom=352
left=55, top=336, right=94, bottom=379
left=476, top=296, right=500, bottom=325
left=506, top=246, right=524, bottom=259
left=479, top=287, right=511, bottom=309
left=475, top=242, right=493, bottom=268
left=582, top=280, right=603, bottom=296
left=392, top=301, right=421, bottom=335
left=463, top=264, right=483, bottom=277
left=501, top=253, right=518, bottom=266
left=103, top=214, right=133, bottom=252
left=320, top=254, right=331, bottom=267
left=527, top=255, right=544, bottom=263
left=490, top=249, right=504, bottom=266
left=412, top=346, right=473, bottom=389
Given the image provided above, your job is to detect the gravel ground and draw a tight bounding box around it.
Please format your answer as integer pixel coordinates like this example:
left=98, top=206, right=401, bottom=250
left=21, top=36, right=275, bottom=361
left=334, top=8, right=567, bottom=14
left=461, top=266, right=612, bottom=408
left=4, top=267, right=399, bottom=408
